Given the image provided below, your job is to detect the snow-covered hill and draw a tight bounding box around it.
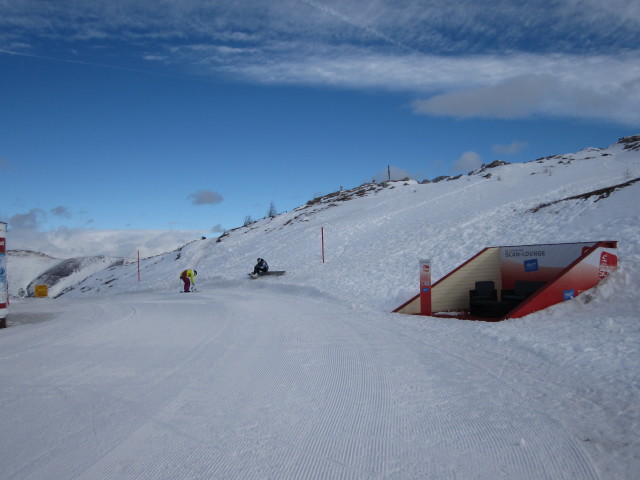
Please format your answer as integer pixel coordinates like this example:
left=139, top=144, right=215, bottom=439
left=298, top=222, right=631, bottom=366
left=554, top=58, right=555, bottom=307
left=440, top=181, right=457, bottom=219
left=6, top=250, right=61, bottom=297
left=7, top=250, right=124, bottom=298
left=27, top=134, right=638, bottom=311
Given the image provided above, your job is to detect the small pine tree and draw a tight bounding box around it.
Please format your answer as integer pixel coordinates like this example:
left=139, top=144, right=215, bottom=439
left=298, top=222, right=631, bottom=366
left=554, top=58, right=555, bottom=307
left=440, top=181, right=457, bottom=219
left=244, top=215, right=253, bottom=226
left=267, top=201, right=277, bottom=218
left=624, top=167, right=633, bottom=180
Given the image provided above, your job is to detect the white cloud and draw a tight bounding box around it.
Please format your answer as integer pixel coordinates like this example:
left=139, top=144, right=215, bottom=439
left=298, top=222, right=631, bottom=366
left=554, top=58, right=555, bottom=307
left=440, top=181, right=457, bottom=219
left=492, top=141, right=528, bottom=156
left=188, top=190, right=224, bottom=206
left=7, top=226, right=210, bottom=259
left=5, top=205, right=216, bottom=258
left=411, top=63, right=640, bottom=126
left=213, top=50, right=640, bottom=125
left=453, top=151, right=481, bottom=173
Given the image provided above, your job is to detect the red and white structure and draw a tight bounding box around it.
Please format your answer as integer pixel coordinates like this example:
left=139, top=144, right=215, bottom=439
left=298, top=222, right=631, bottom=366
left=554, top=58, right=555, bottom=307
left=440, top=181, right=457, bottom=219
left=394, top=241, right=618, bottom=321
left=0, top=222, right=7, bottom=328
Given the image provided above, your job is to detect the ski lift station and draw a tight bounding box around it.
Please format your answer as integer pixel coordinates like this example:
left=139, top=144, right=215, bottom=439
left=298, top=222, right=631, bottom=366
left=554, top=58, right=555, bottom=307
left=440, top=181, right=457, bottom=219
left=394, top=241, right=618, bottom=321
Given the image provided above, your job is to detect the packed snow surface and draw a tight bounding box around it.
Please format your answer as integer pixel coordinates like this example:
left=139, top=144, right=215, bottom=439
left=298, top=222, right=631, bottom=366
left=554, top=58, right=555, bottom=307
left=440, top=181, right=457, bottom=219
left=2, top=137, right=640, bottom=479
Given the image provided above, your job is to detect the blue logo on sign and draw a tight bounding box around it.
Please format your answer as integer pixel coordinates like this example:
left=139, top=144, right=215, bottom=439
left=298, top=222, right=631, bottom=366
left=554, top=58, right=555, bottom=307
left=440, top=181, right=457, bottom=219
left=422, top=288, right=429, bottom=293
left=524, top=259, right=539, bottom=272
left=563, top=289, right=575, bottom=301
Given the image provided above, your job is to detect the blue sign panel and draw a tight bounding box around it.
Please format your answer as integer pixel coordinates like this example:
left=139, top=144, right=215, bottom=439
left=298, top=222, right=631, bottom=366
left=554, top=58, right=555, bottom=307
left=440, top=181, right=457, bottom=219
left=524, top=258, right=539, bottom=272
left=563, top=289, right=575, bottom=301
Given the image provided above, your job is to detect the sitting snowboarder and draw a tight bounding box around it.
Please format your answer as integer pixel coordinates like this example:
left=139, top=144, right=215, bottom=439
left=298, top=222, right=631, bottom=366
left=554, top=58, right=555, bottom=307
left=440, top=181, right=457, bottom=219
left=252, top=258, right=269, bottom=278
left=180, top=268, right=197, bottom=292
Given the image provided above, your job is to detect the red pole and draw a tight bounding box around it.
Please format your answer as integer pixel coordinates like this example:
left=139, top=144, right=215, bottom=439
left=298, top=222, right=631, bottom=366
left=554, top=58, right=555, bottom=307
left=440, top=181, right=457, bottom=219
left=321, top=227, right=325, bottom=263
left=137, top=250, right=140, bottom=282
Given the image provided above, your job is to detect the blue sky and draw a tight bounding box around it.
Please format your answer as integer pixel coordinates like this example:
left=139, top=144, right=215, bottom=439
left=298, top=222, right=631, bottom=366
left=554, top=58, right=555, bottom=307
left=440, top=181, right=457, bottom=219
left=1, top=0, right=639, bottom=258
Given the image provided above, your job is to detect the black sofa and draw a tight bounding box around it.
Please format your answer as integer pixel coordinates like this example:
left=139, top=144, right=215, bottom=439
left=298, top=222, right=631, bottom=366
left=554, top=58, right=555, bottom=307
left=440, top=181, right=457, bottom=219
left=469, top=280, right=547, bottom=318
left=501, top=280, right=546, bottom=308
left=469, top=281, right=500, bottom=317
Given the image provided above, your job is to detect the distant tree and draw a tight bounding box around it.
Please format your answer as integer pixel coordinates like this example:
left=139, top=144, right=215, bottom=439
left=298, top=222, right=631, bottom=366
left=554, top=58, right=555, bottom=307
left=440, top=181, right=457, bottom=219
left=267, top=201, right=277, bottom=218
left=624, top=167, right=633, bottom=180
left=244, top=215, right=253, bottom=226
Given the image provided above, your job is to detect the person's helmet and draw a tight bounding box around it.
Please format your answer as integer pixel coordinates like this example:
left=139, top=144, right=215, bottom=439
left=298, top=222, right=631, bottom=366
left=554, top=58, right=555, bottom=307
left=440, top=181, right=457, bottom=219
left=257, top=258, right=263, bottom=262
left=194, top=270, right=198, bottom=275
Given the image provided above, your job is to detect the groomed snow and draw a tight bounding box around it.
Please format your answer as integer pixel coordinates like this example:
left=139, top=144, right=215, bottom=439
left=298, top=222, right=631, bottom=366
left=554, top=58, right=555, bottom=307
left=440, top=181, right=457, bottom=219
left=2, top=138, right=639, bottom=479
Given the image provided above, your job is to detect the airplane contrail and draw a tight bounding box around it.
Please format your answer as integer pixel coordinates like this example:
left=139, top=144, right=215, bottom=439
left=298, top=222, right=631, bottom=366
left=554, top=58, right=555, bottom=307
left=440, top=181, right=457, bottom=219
left=0, top=48, right=225, bottom=84
left=298, top=0, right=416, bottom=53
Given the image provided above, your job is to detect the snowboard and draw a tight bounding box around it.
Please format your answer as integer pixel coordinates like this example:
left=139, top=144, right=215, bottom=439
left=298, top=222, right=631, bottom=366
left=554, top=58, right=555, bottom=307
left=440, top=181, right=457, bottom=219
left=249, top=271, right=286, bottom=279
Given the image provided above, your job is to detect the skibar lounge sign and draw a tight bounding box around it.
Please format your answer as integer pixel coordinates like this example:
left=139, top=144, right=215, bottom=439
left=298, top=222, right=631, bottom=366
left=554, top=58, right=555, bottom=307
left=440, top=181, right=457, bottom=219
left=499, top=243, right=595, bottom=287
left=499, top=242, right=618, bottom=302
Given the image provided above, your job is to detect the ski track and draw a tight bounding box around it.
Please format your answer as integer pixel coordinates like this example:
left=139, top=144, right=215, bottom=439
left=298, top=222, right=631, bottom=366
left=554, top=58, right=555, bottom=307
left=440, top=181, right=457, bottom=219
left=2, top=287, right=602, bottom=480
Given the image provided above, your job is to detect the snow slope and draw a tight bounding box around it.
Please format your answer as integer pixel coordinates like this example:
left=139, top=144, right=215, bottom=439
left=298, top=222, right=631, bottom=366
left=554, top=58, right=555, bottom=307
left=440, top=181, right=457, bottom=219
left=2, top=135, right=639, bottom=479
left=6, top=251, right=125, bottom=299
left=6, top=250, right=61, bottom=297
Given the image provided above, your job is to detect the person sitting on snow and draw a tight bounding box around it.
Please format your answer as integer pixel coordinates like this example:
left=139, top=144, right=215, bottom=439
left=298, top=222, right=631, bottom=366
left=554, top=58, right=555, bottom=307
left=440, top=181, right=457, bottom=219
left=252, top=258, right=269, bottom=276
left=180, top=268, right=197, bottom=292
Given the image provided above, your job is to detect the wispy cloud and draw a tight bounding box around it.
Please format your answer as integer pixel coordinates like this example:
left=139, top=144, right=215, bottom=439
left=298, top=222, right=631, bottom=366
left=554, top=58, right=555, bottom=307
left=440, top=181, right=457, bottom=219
left=493, top=141, right=528, bottom=156
left=3, top=1, right=637, bottom=55
left=2, top=1, right=639, bottom=125
left=50, top=206, right=72, bottom=219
